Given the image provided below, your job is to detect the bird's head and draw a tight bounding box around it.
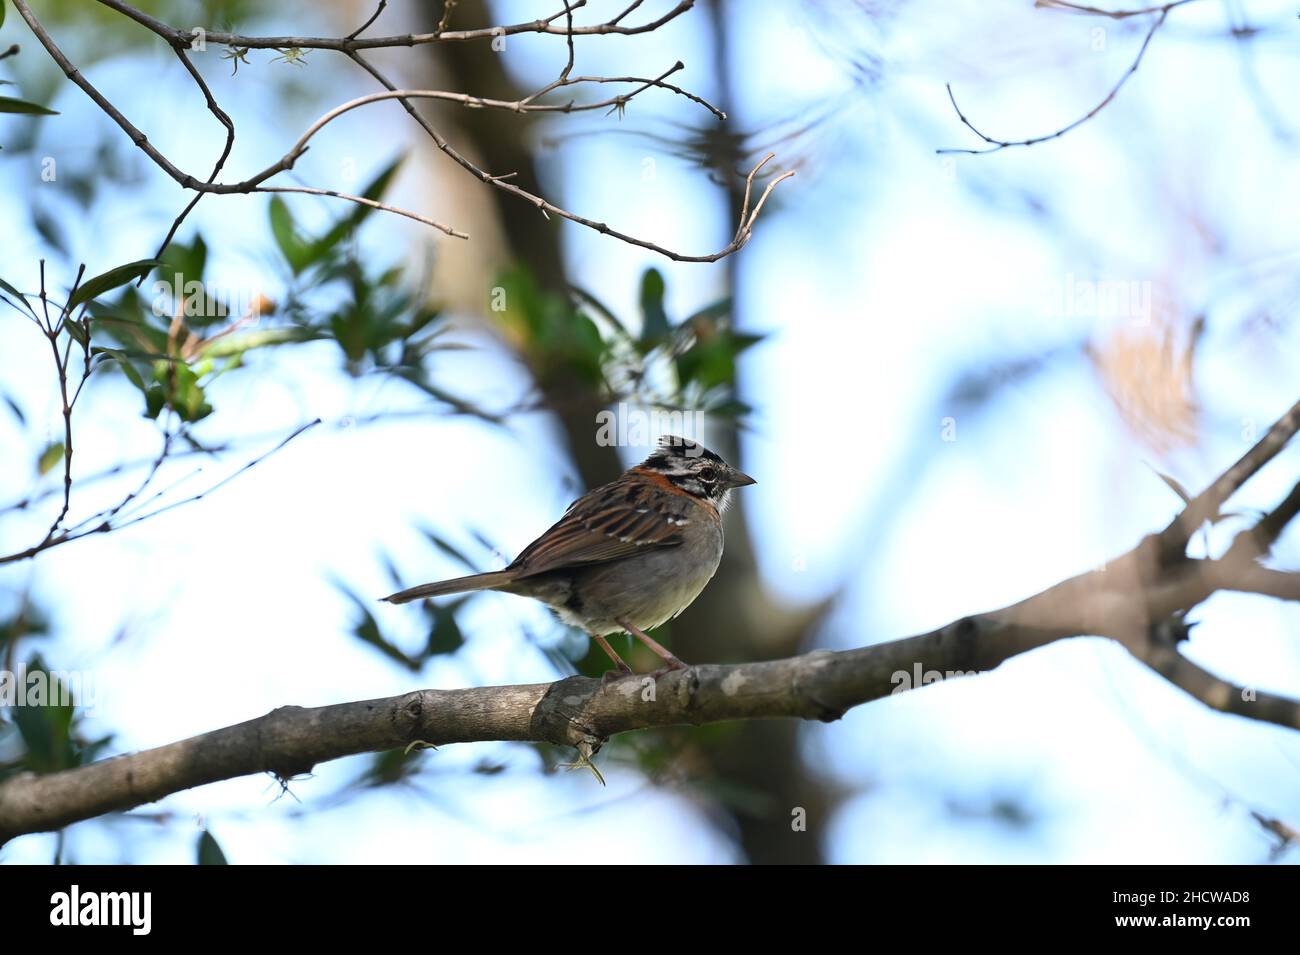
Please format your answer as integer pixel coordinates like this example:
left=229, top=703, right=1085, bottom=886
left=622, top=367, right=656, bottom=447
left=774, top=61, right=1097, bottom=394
left=639, top=434, right=756, bottom=507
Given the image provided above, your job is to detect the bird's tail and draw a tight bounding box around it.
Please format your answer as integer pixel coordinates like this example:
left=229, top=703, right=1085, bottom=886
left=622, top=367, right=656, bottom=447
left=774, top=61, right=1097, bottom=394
left=382, top=570, right=517, bottom=605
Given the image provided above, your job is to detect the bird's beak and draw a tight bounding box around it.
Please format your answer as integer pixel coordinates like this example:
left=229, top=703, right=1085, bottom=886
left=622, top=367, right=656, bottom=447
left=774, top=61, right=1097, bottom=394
left=726, top=468, right=757, bottom=489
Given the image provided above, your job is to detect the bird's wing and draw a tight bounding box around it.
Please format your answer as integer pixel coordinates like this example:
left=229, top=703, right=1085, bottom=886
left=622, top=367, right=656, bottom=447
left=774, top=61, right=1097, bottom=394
left=509, top=474, right=691, bottom=577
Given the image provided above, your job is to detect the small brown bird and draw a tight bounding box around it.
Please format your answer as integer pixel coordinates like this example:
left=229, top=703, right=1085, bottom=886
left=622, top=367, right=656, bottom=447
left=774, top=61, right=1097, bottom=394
left=383, top=435, right=755, bottom=675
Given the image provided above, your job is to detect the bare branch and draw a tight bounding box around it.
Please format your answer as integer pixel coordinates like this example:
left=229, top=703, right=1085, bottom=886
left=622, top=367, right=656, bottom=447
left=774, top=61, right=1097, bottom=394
left=1141, top=645, right=1300, bottom=726
left=0, top=420, right=320, bottom=566
left=347, top=54, right=790, bottom=262
left=147, top=44, right=236, bottom=266
left=346, top=0, right=388, bottom=41
left=938, top=6, right=1172, bottom=155
left=1213, top=566, right=1300, bottom=602
left=1158, top=399, right=1300, bottom=562
left=2, top=393, right=1298, bottom=842
left=254, top=187, right=468, bottom=239
left=92, top=0, right=695, bottom=49
left=1035, top=0, right=1202, bottom=20
left=13, top=0, right=776, bottom=260
left=435, top=0, right=458, bottom=36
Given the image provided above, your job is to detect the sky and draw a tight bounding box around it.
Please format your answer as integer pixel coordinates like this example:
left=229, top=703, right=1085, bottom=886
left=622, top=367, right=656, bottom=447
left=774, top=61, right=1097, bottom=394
left=1, top=0, right=1298, bottom=863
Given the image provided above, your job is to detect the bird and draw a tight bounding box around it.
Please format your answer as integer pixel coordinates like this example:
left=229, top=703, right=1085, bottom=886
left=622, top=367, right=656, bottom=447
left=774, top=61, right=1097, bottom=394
left=383, top=435, right=756, bottom=676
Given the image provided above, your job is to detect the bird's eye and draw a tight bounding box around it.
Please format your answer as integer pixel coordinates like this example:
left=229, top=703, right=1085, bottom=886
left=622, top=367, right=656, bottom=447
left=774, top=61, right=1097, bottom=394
left=699, top=466, right=717, bottom=482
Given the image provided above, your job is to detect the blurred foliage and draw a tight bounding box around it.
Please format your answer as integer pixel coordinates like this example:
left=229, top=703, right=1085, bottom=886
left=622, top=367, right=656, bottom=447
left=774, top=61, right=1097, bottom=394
left=197, top=829, right=229, bottom=864
left=348, top=263, right=764, bottom=676
left=347, top=266, right=764, bottom=678
left=0, top=645, right=114, bottom=784
left=498, top=265, right=760, bottom=420
left=0, top=155, right=480, bottom=430
left=0, top=0, right=265, bottom=152
left=337, top=580, right=468, bottom=674
left=30, top=0, right=261, bottom=54
left=0, top=0, right=772, bottom=852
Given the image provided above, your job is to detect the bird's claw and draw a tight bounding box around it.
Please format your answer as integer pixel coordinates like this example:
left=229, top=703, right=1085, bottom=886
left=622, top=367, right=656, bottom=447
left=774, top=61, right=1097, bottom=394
left=600, top=665, right=635, bottom=686
left=648, top=658, right=689, bottom=680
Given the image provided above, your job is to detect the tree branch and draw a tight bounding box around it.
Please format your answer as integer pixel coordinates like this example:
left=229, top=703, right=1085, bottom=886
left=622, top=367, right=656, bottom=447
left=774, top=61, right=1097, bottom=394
left=12, top=0, right=783, bottom=260
left=0, top=619, right=1079, bottom=843
left=938, top=2, right=1189, bottom=155
left=1158, top=400, right=1300, bottom=562
left=2, top=393, right=1298, bottom=843
left=93, top=0, right=695, bottom=48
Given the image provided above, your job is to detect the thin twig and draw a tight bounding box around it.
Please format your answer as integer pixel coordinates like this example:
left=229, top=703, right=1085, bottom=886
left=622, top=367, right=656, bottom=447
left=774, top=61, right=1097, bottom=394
left=91, top=0, right=693, bottom=48
left=435, top=0, right=458, bottom=36
left=146, top=44, right=237, bottom=268
left=938, top=7, right=1171, bottom=155
left=1034, top=0, right=1202, bottom=20
left=346, top=56, right=790, bottom=262
left=255, top=187, right=468, bottom=238
left=15, top=0, right=762, bottom=258
left=346, top=0, right=388, bottom=41
left=0, top=420, right=320, bottom=566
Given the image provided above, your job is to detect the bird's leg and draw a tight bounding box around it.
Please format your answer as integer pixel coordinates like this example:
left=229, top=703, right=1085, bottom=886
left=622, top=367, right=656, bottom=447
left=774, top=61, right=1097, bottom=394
left=592, top=633, right=635, bottom=683
left=618, top=618, right=688, bottom=675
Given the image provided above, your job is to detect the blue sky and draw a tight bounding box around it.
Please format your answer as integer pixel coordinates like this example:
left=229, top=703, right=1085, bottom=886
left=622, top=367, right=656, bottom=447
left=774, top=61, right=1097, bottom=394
left=1, top=0, right=1298, bottom=863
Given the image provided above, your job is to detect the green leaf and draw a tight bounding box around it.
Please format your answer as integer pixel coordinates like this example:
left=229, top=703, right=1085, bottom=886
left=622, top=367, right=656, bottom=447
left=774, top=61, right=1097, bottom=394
left=197, top=830, right=229, bottom=865
left=156, top=235, right=220, bottom=322
left=10, top=656, right=77, bottom=773
left=0, top=96, right=59, bottom=116
left=144, top=383, right=166, bottom=419
left=93, top=348, right=148, bottom=392
left=88, top=291, right=171, bottom=355
left=675, top=329, right=762, bottom=391
left=639, top=268, right=670, bottom=342
left=0, top=276, right=33, bottom=313
left=37, top=441, right=65, bottom=476
left=424, top=603, right=465, bottom=656
left=119, top=360, right=146, bottom=392
left=360, top=747, right=426, bottom=787
left=148, top=361, right=213, bottom=423
left=268, top=197, right=312, bottom=274
left=159, top=234, right=208, bottom=287
left=197, top=326, right=319, bottom=360
left=312, top=155, right=404, bottom=258
left=63, top=317, right=89, bottom=348
left=67, top=260, right=161, bottom=310
left=336, top=584, right=420, bottom=671
left=684, top=297, right=732, bottom=326
left=2, top=392, right=25, bottom=424
left=418, top=527, right=478, bottom=573
left=32, top=207, right=69, bottom=256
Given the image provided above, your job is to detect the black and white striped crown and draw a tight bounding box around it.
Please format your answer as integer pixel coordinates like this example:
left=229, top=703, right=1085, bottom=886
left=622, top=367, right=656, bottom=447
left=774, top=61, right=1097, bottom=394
left=646, top=434, right=721, bottom=465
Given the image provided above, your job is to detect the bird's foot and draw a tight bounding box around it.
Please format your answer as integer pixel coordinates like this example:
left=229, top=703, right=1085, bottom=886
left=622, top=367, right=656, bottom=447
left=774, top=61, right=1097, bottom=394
left=600, top=663, right=636, bottom=686
left=648, top=656, right=689, bottom=680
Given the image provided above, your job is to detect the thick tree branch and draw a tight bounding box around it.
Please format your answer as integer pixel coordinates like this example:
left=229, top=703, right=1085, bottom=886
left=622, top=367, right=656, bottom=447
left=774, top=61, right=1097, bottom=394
left=0, top=619, right=1071, bottom=843
left=2, top=387, right=1298, bottom=844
